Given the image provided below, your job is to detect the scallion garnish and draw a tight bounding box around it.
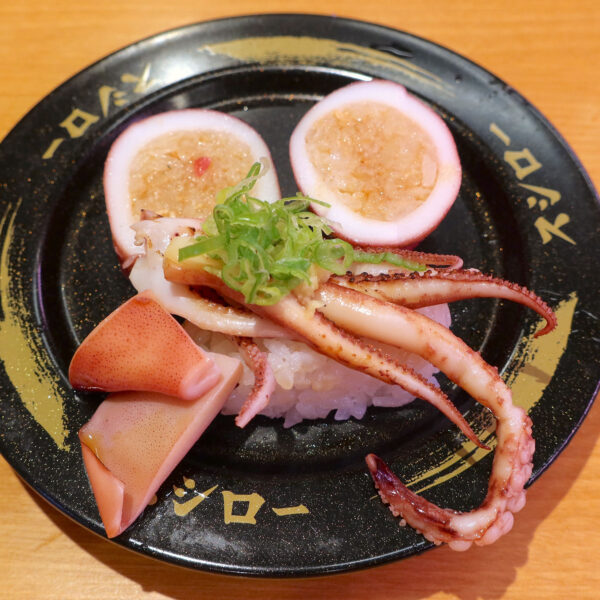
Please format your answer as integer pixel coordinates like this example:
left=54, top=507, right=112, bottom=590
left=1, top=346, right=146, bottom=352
left=351, top=249, right=426, bottom=272
left=178, top=162, right=425, bottom=305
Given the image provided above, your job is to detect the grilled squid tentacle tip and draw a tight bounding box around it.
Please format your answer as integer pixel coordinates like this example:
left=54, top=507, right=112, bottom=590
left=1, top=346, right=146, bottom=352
left=476, top=439, right=491, bottom=452
left=459, top=427, right=489, bottom=451
left=532, top=307, right=558, bottom=337
left=366, top=405, right=535, bottom=550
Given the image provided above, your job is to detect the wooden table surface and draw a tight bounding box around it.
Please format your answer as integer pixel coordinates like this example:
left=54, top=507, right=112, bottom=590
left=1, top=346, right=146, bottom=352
left=1, top=1, right=599, bottom=598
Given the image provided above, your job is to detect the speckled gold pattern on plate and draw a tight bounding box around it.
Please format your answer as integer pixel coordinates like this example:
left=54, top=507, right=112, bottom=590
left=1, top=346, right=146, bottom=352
left=200, top=36, right=454, bottom=95
left=0, top=200, right=69, bottom=451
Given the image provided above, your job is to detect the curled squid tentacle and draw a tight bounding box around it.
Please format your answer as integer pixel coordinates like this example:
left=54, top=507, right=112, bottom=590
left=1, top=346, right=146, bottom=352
left=333, top=270, right=556, bottom=337
left=366, top=401, right=533, bottom=551
left=232, top=337, right=276, bottom=428
left=315, top=282, right=534, bottom=549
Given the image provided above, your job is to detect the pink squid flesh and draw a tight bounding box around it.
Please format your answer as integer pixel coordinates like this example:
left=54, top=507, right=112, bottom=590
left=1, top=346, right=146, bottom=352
left=69, top=290, right=220, bottom=401
left=79, top=352, right=242, bottom=538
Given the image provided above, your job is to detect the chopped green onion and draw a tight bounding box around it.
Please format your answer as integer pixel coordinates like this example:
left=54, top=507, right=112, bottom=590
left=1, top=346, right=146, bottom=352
left=352, top=249, right=427, bottom=272
left=178, top=162, right=425, bottom=304
left=178, top=235, right=225, bottom=260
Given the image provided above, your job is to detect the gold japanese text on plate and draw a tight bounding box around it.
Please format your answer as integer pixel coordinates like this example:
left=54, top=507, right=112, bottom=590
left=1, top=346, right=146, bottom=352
left=166, top=476, right=309, bottom=524
left=0, top=200, right=70, bottom=450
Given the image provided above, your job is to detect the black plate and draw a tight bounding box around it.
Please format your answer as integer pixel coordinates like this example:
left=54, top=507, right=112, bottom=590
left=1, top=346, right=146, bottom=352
left=1, top=15, right=599, bottom=577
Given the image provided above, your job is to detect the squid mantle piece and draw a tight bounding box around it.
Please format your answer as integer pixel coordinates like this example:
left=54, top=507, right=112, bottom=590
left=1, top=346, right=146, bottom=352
left=70, top=289, right=245, bottom=538
left=69, top=290, right=220, bottom=401
left=164, top=237, right=555, bottom=550
left=79, top=353, right=242, bottom=538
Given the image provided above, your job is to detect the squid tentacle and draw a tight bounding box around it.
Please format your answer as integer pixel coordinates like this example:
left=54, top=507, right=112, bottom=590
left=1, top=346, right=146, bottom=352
left=254, top=295, right=484, bottom=449
left=366, top=404, right=533, bottom=551
left=162, top=262, right=484, bottom=448
left=334, top=269, right=556, bottom=337
left=315, top=282, right=533, bottom=549
left=316, top=282, right=504, bottom=399
left=232, top=337, right=276, bottom=428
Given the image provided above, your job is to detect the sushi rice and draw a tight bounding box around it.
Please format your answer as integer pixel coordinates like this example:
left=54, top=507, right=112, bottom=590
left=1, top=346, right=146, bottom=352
left=184, top=304, right=450, bottom=427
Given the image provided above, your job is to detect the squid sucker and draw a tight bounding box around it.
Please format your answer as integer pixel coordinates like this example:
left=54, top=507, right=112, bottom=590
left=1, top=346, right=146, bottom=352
left=366, top=396, right=534, bottom=551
